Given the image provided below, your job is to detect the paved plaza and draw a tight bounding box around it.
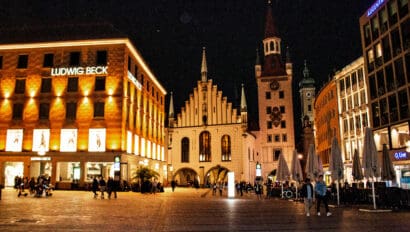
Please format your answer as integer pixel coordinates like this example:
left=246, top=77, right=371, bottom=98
left=0, top=187, right=409, bottom=231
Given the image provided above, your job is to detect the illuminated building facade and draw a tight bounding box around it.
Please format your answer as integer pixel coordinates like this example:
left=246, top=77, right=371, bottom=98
left=167, top=48, right=256, bottom=186
left=0, top=38, right=167, bottom=189
left=254, top=2, right=295, bottom=179
left=335, top=57, right=370, bottom=182
left=360, top=0, right=410, bottom=188
left=313, top=79, right=339, bottom=181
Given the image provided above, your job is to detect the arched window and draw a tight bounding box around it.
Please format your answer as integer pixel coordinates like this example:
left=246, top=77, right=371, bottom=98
left=221, top=135, right=231, bottom=161
left=199, top=131, right=211, bottom=162
left=181, top=137, right=189, bottom=163
left=270, top=41, right=274, bottom=51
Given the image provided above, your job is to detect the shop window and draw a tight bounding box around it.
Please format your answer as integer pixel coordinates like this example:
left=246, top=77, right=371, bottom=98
left=96, top=50, right=107, bottom=66
left=12, top=103, right=23, bottom=120
left=94, top=76, right=106, bottom=91
left=374, top=128, right=389, bottom=151
left=41, top=78, right=52, bottom=93
left=39, top=103, right=50, bottom=120
left=399, top=89, right=409, bottom=119
left=15, top=78, right=26, bottom=94
left=94, top=102, right=105, bottom=118
left=391, top=122, right=410, bottom=148
left=17, top=55, right=28, bottom=69
left=69, top=52, right=81, bottom=66
left=221, top=135, right=231, bottom=161
left=43, top=53, right=54, bottom=67
left=181, top=137, right=189, bottom=163
left=67, top=77, right=78, bottom=92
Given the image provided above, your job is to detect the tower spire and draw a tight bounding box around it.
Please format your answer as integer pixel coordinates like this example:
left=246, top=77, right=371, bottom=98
left=240, top=84, right=247, bottom=112
left=169, top=91, right=174, bottom=118
left=201, top=47, right=208, bottom=82
left=303, top=60, right=310, bottom=78
left=264, top=0, right=278, bottom=39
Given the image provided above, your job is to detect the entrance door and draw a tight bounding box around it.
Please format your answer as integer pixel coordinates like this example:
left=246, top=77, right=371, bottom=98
left=30, top=161, right=52, bottom=179
left=4, top=162, right=24, bottom=187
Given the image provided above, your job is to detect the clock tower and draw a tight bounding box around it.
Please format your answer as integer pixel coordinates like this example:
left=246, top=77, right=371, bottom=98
left=254, top=1, right=295, bottom=177
left=299, top=60, right=316, bottom=127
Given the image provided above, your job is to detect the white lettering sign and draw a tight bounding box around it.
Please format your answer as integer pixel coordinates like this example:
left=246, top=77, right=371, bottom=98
left=128, top=71, right=142, bottom=90
left=51, top=66, right=108, bottom=76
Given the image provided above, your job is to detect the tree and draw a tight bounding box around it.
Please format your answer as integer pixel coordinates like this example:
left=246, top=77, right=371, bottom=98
left=132, top=167, right=159, bottom=193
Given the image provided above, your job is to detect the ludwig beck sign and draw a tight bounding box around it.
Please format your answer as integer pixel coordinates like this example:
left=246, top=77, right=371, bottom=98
left=51, top=66, right=108, bottom=76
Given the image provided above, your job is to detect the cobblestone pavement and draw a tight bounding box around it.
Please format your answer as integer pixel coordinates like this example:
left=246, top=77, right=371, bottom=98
left=1, top=187, right=409, bottom=231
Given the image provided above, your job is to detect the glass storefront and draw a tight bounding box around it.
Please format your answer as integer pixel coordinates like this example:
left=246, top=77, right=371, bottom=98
left=55, top=162, right=114, bottom=183
left=4, top=162, right=24, bottom=187
left=30, top=161, right=52, bottom=179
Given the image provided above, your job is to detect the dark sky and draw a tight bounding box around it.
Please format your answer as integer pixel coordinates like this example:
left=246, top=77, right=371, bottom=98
left=0, top=0, right=375, bottom=131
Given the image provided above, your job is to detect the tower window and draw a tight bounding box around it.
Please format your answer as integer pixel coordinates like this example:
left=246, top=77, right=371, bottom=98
left=273, top=149, right=281, bottom=161
left=267, top=121, right=272, bottom=129
left=282, top=134, right=287, bottom=142
left=279, top=91, right=284, bottom=99
left=267, top=135, right=272, bottom=142
left=266, top=106, right=272, bottom=114
left=308, top=105, right=312, bottom=111
left=266, top=92, right=271, bottom=99
left=281, top=120, right=286, bottom=128
left=280, top=106, right=285, bottom=113
left=274, top=134, right=280, bottom=142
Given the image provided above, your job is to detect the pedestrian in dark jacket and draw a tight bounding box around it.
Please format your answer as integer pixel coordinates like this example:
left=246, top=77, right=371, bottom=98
left=301, top=178, right=314, bottom=216
left=92, top=177, right=99, bottom=198
left=99, top=177, right=106, bottom=199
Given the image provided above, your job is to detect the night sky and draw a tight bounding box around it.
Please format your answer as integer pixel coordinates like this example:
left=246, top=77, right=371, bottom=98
left=0, top=0, right=375, bottom=135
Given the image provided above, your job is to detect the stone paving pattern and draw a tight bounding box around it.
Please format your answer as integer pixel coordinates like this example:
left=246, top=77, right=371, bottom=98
left=1, top=187, right=410, bottom=231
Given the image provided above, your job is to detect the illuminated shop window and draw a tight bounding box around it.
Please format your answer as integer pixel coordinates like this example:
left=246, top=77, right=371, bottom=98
left=88, top=128, right=106, bottom=152
left=32, top=129, right=50, bottom=153
left=6, top=129, right=23, bottom=152
left=391, top=122, right=410, bottom=149
left=60, top=129, right=78, bottom=152
left=374, top=128, right=390, bottom=151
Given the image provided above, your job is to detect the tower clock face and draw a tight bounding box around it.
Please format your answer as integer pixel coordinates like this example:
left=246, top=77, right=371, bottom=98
left=270, top=80, right=280, bottom=90
left=306, top=92, right=311, bottom=97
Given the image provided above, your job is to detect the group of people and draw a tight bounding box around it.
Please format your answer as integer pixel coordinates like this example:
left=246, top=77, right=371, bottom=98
left=15, top=175, right=53, bottom=197
left=300, top=175, right=332, bottom=217
left=91, top=176, right=119, bottom=199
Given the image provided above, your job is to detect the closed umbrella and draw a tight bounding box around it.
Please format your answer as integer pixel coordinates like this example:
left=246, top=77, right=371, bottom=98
left=329, top=137, right=344, bottom=206
left=352, top=149, right=364, bottom=181
left=381, top=144, right=395, bottom=181
left=362, top=127, right=380, bottom=210
left=291, top=150, right=303, bottom=199
left=305, top=144, right=319, bottom=179
left=277, top=152, right=290, bottom=198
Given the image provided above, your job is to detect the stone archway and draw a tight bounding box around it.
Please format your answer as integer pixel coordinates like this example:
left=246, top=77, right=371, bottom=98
left=173, top=167, right=199, bottom=187
left=204, top=165, right=230, bottom=187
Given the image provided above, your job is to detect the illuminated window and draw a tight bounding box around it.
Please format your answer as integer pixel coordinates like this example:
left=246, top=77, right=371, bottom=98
left=41, top=78, right=52, bottom=93
left=94, top=76, right=106, bottom=91
left=15, top=79, right=25, bottom=94
left=43, top=53, right=54, bottom=67
left=12, top=103, right=23, bottom=120
left=17, top=55, right=28, bottom=69
left=69, top=52, right=80, bottom=66
left=199, top=131, right=211, bottom=162
left=67, top=77, right=78, bottom=92
left=39, top=103, right=50, bottom=120
left=221, top=135, right=231, bottom=161
left=94, top=102, right=105, bottom=118
left=66, top=102, right=77, bottom=120
left=181, top=137, right=189, bottom=163
left=96, top=50, right=107, bottom=66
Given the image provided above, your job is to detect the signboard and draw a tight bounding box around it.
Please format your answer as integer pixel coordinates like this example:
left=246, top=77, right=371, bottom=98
left=114, top=156, right=121, bottom=171
left=6, top=129, right=23, bottom=152
left=51, top=66, right=108, bottom=76
left=127, top=71, right=142, bottom=90
left=367, top=0, right=385, bottom=17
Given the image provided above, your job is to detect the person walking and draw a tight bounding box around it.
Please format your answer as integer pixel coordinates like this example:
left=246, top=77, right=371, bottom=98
left=171, top=180, right=176, bottom=192
left=315, top=175, right=331, bottom=216
left=92, top=177, right=99, bottom=198
left=301, top=178, right=314, bottom=216
left=218, top=182, right=224, bottom=196
left=212, top=183, right=217, bottom=196
left=99, top=176, right=106, bottom=199
left=107, top=177, right=113, bottom=199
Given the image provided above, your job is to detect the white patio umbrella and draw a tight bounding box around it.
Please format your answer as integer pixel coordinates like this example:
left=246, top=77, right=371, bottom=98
left=381, top=144, right=395, bottom=182
left=305, top=144, right=319, bottom=179
left=291, top=150, right=303, bottom=200
left=329, top=137, right=344, bottom=206
left=277, top=152, right=290, bottom=198
left=362, top=127, right=380, bottom=210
